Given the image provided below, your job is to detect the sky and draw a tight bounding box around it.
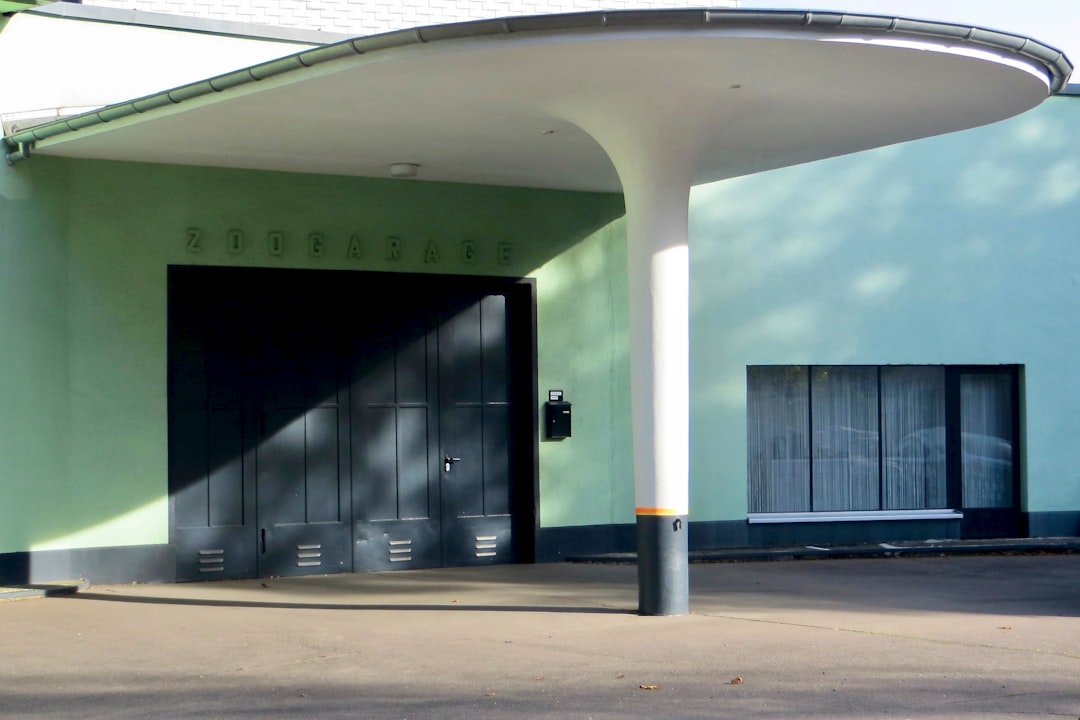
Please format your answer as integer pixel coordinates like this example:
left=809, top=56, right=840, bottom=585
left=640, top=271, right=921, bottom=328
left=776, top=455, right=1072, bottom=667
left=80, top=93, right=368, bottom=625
left=742, top=0, right=1080, bottom=65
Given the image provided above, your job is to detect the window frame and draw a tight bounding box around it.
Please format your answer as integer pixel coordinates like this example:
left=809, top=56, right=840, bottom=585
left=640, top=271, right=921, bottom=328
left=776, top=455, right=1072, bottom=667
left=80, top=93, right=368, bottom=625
left=746, top=364, right=1021, bottom=526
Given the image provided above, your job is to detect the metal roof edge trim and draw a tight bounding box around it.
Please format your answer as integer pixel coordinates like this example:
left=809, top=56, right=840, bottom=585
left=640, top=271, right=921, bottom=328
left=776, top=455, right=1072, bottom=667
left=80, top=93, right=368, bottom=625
left=27, top=1, right=352, bottom=46
left=4, top=7, right=1073, bottom=164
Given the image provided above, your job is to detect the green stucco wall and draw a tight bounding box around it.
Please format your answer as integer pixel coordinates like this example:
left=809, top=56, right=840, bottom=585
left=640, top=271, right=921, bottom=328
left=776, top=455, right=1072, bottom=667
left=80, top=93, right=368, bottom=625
left=688, top=94, right=1080, bottom=520
left=535, top=215, right=633, bottom=527
left=0, top=157, right=628, bottom=554
left=6, top=95, right=1080, bottom=557
left=0, top=157, right=71, bottom=552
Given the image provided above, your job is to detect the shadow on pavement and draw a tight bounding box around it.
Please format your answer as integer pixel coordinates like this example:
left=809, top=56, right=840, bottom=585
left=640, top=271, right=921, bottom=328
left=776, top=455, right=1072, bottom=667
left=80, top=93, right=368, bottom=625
left=65, top=592, right=629, bottom=614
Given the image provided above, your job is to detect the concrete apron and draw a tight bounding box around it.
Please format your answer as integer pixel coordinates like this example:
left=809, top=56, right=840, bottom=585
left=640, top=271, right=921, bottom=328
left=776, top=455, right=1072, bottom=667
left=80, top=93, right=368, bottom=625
left=0, top=556, right=1077, bottom=719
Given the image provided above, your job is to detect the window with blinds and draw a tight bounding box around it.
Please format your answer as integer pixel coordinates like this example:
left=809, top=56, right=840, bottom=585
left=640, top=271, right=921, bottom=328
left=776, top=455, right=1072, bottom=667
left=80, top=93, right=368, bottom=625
left=747, top=365, right=1016, bottom=516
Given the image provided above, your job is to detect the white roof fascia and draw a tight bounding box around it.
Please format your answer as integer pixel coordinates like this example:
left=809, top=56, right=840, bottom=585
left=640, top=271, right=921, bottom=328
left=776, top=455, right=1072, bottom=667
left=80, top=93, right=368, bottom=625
left=2, top=9, right=1071, bottom=190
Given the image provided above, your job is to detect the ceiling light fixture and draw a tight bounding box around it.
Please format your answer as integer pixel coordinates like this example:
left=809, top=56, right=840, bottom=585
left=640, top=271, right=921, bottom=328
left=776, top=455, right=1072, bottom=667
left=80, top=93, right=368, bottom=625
left=389, top=162, right=419, bottom=178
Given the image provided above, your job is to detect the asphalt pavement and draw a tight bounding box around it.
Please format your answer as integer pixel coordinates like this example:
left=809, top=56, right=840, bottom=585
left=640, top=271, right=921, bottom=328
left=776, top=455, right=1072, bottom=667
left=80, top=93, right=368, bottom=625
left=1, top=554, right=1078, bottom=719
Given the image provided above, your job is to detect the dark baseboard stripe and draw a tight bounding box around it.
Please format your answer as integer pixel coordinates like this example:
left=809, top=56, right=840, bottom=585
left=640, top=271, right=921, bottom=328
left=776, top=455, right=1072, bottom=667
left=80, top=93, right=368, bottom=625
left=539, top=518, right=967, bottom=560
left=6, top=513, right=1076, bottom=586
left=535, top=523, right=636, bottom=562
left=744, top=519, right=963, bottom=548
left=1027, top=511, right=1080, bottom=537
left=0, top=545, right=175, bottom=586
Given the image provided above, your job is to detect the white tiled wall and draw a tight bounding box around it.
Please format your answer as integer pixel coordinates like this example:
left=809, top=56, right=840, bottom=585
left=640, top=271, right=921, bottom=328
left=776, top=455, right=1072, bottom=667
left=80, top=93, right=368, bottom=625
left=78, top=0, right=739, bottom=36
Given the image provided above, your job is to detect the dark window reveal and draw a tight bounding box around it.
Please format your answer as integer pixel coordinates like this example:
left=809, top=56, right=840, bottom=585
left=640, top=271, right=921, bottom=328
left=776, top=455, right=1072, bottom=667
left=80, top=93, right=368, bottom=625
left=747, top=366, right=1018, bottom=516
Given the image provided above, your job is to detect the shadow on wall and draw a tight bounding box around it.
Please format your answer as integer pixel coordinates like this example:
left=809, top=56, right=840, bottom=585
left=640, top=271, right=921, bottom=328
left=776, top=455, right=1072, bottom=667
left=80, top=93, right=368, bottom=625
left=533, top=214, right=634, bottom=529
left=687, top=96, right=1080, bottom=518
left=0, top=156, right=627, bottom=582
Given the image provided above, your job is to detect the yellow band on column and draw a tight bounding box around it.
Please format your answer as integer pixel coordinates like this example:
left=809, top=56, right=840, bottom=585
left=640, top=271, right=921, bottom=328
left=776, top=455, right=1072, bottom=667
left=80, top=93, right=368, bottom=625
left=635, top=507, right=686, bottom=516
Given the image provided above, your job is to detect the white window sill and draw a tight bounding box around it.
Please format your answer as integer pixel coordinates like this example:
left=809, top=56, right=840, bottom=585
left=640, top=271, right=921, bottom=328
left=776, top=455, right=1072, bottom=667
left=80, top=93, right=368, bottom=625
left=747, top=509, right=963, bottom=524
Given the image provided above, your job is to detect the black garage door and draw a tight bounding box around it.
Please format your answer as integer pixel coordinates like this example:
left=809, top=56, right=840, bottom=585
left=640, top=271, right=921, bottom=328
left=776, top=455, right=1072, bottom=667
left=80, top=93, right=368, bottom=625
left=168, top=266, right=536, bottom=581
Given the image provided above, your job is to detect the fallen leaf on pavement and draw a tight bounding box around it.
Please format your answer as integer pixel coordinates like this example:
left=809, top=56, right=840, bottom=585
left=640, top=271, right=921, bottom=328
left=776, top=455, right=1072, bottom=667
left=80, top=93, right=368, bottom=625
left=639, top=684, right=659, bottom=690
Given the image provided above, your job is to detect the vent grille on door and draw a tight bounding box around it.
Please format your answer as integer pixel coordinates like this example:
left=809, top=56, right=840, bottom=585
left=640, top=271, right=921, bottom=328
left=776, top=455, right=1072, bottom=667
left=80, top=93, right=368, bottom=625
left=198, top=548, right=225, bottom=573
left=389, top=538, right=413, bottom=563
left=475, top=535, right=498, bottom=558
left=297, top=544, right=323, bottom=568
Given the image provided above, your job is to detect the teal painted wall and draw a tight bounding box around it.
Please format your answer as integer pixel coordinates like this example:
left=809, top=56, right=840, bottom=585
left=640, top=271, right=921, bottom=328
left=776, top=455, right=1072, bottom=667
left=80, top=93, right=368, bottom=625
left=7, top=95, right=1080, bottom=557
left=0, top=157, right=628, bottom=554
left=534, top=216, right=633, bottom=527
left=688, top=95, right=1080, bottom=520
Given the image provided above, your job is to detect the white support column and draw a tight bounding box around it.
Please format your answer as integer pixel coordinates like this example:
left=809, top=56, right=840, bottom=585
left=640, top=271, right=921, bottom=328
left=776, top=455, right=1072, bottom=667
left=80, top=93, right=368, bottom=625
left=623, top=170, right=691, bottom=519
left=556, top=104, right=699, bottom=614
left=623, top=166, right=692, bottom=615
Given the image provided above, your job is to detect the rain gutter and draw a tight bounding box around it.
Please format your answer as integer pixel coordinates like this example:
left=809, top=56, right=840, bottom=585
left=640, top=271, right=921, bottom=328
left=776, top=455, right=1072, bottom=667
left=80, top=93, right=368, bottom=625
left=4, top=8, right=1073, bottom=165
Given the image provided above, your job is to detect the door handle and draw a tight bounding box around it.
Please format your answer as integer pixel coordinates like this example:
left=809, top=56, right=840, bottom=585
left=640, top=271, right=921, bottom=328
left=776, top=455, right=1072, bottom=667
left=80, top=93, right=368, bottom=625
left=444, top=456, right=462, bottom=472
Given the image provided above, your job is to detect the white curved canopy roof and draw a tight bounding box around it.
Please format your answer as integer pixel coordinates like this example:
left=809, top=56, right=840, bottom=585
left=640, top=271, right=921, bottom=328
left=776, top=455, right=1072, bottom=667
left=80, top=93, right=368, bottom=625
left=4, top=9, right=1071, bottom=192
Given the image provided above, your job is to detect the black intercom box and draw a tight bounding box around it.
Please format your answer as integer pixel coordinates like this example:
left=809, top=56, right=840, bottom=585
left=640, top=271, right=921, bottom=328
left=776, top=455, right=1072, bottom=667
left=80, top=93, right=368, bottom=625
left=545, top=400, right=572, bottom=439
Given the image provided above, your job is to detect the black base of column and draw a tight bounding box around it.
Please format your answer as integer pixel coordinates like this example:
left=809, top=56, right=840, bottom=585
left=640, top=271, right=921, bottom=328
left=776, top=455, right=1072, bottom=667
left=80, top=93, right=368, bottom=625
left=636, top=514, right=688, bottom=615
